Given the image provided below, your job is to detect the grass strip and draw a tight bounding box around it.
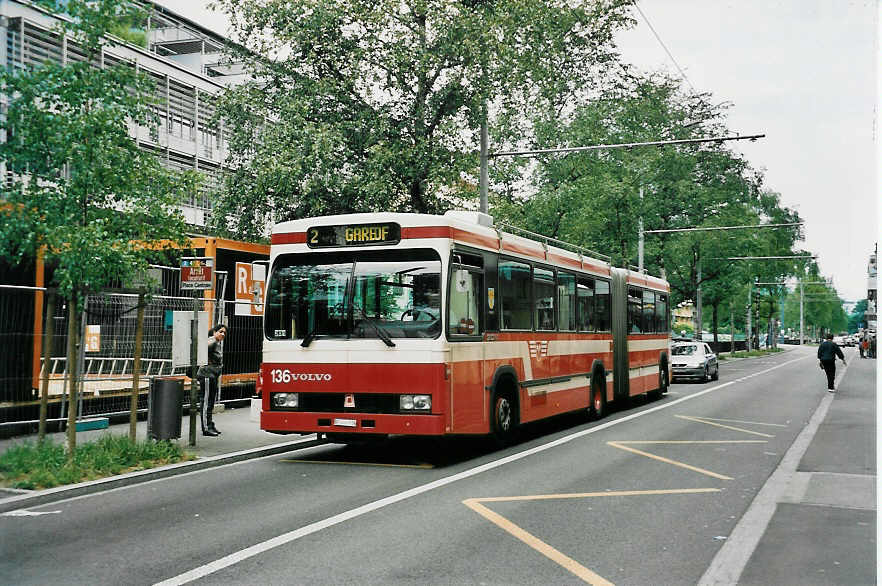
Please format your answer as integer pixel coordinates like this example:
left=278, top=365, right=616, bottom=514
left=0, top=434, right=194, bottom=490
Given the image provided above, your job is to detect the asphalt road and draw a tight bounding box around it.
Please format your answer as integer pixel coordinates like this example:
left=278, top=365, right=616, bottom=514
left=0, top=346, right=861, bottom=585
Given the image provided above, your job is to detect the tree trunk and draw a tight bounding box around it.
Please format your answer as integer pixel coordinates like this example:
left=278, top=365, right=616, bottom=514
left=65, top=301, right=80, bottom=458
left=712, top=302, right=719, bottom=343
left=38, top=290, right=56, bottom=441
left=130, top=292, right=145, bottom=442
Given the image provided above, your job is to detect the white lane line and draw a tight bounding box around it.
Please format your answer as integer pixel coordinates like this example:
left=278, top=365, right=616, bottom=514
left=156, top=355, right=810, bottom=586
left=697, top=358, right=849, bottom=585
left=2, top=509, right=61, bottom=516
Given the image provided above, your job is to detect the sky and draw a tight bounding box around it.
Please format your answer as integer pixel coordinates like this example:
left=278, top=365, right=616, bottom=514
left=157, top=0, right=878, bottom=302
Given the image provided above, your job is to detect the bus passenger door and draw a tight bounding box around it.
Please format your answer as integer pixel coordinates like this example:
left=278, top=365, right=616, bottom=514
left=448, top=255, right=487, bottom=433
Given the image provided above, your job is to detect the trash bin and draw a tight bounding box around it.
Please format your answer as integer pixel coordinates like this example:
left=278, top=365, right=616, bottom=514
left=148, top=376, right=183, bottom=440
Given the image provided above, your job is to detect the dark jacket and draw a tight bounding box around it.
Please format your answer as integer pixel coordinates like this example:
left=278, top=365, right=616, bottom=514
left=197, top=336, right=223, bottom=378
left=817, top=340, right=844, bottom=361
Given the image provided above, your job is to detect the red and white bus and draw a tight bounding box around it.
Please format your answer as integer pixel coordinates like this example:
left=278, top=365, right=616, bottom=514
left=260, top=211, right=670, bottom=444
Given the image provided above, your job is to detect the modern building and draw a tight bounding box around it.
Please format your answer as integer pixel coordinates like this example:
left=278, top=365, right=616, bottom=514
left=0, top=1, right=270, bottom=428
left=1, top=0, right=243, bottom=227
left=866, top=247, right=877, bottom=331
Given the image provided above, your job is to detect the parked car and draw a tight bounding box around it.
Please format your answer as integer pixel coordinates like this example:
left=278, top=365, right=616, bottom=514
left=833, top=335, right=847, bottom=347
left=670, top=342, right=719, bottom=383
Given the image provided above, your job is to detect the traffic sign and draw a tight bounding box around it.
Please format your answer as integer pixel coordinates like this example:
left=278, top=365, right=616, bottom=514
left=180, top=257, right=214, bottom=290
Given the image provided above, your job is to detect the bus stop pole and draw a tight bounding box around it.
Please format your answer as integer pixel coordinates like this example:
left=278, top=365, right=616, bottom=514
left=189, top=290, right=199, bottom=447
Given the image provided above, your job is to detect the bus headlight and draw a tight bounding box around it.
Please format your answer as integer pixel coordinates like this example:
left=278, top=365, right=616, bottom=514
left=400, top=395, right=431, bottom=411
left=272, top=392, right=299, bottom=408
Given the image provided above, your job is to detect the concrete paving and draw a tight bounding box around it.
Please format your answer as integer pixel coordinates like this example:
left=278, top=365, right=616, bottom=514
left=737, top=352, right=877, bottom=585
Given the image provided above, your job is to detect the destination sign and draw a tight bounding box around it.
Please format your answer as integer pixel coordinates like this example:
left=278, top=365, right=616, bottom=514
left=306, top=223, right=401, bottom=248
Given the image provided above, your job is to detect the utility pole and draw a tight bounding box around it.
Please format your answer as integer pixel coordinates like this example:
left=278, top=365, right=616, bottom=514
left=479, top=113, right=488, bottom=214
left=695, top=255, right=702, bottom=341
left=637, top=186, right=644, bottom=274
left=799, top=280, right=805, bottom=346
left=746, top=284, right=752, bottom=351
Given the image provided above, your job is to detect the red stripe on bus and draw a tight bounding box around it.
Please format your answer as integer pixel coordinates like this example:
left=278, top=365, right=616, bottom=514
left=271, top=232, right=307, bottom=245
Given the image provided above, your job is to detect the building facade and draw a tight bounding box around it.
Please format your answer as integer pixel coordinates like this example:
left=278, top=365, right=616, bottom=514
left=1, top=0, right=242, bottom=227
left=866, top=247, right=876, bottom=331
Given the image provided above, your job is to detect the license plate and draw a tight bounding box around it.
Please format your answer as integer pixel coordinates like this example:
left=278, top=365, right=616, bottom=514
left=333, top=418, right=357, bottom=428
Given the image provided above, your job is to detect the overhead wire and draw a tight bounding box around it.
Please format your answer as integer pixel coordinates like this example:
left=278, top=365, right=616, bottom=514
left=633, top=2, right=697, bottom=94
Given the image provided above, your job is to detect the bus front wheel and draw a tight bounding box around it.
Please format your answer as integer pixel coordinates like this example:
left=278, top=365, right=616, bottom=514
left=491, top=390, right=517, bottom=446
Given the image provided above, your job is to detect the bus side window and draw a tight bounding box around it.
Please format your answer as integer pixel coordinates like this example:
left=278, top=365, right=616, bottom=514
left=594, top=280, right=610, bottom=331
left=558, top=272, right=577, bottom=331
left=534, top=266, right=556, bottom=331
left=628, top=286, right=643, bottom=333
left=499, top=259, right=532, bottom=330
left=576, top=277, right=594, bottom=332
left=643, top=290, right=656, bottom=333
left=656, top=294, right=668, bottom=332
left=449, top=260, right=483, bottom=337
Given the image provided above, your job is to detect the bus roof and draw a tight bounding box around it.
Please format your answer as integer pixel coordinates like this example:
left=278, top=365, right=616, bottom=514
left=272, top=211, right=669, bottom=291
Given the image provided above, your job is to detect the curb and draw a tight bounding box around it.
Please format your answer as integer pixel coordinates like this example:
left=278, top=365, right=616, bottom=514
left=0, top=436, right=324, bottom=514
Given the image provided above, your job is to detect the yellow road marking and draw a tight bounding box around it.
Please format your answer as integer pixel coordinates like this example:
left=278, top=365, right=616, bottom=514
left=464, top=488, right=720, bottom=585
left=280, top=459, right=434, bottom=469
left=680, top=416, right=787, bottom=428
left=607, top=441, right=759, bottom=480
left=613, top=440, right=768, bottom=445
left=472, top=487, right=722, bottom=503
left=676, top=415, right=776, bottom=437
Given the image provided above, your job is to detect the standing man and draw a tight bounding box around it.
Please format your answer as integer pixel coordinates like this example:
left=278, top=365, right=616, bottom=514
left=198, top=324, right=227, bottom=436
left=817, top=332, right=846, bottom=392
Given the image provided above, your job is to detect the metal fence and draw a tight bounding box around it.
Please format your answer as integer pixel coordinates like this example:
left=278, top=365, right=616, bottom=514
left=0, top=283, right=264, bottom=436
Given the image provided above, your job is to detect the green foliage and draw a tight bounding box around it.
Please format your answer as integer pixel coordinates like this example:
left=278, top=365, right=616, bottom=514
left=209, top=0, right=635, bottom=239
left=847, top=299, right=869, bottom=333
left=779, top=282, right=849, bottom=335
left=0, top=435, right=190, bottom=489
left=495, top=71, right=809, bottom=339
left=0, top=0, right=193, bottom=305
left=721, top=348, right=784, bottom=360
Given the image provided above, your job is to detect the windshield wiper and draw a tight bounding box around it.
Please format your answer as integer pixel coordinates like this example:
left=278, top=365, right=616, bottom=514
left=301, top=326, right=318, bottom=348
left=355, top=304, right=396, bottom=347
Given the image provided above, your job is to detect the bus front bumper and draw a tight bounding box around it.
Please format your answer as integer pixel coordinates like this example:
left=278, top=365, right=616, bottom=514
left=261, top=411, right=447, bottom=436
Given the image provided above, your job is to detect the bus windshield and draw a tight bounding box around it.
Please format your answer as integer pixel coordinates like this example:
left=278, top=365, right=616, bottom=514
left=265, top=249, right=442, bottom=342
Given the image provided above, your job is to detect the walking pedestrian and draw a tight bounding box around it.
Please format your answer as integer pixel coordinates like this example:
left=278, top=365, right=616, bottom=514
left=198, top=324, right=227, bottom=436
left=817, top=332, right=846, bottom=392
left=860, top=335, right=868, bottom=358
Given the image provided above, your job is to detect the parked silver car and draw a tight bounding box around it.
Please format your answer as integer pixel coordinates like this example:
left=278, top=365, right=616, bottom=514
left=670, top=342, right=719, bottom=383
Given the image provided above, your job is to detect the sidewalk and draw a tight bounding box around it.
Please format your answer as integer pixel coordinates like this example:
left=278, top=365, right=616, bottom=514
left=0, top=402, right=321, bottom=513
left=732, top=350, right=877, bottom=585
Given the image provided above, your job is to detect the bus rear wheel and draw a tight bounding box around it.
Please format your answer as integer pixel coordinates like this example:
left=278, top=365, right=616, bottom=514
left=590, top=378, right=606, bottom=420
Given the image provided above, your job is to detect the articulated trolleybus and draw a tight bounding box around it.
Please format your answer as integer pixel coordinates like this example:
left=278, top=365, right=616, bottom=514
left=260, top=211, right=670, bottom=444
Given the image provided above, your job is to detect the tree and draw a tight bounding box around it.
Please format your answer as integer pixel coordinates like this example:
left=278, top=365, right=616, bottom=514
left=0, top=0, right=194, bottom=453
left=209, top=0, right=636, bottom=240
left=848, top=299, right=869, bottom=333
left=493, top=72, right=805, bottom=341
